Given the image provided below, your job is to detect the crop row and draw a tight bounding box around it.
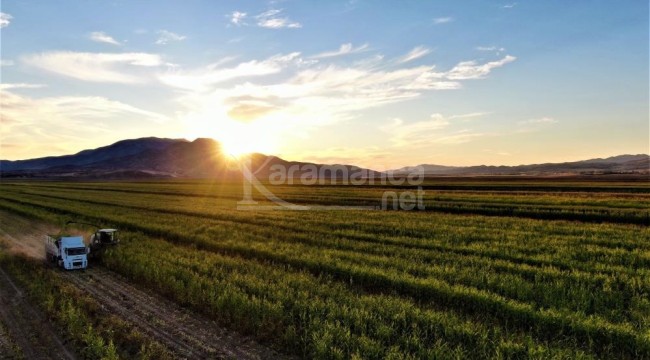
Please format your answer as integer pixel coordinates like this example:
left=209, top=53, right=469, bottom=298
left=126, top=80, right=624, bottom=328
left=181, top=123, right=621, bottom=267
left=0, top=190, right=648, bottom=357
left=0, top=249, right=172, bottom=360
left=5, top=182, right=649, bottom=224
left=3, top=188, right=649, bottom=272
left=6, top=186, right=650, bottom=252
left=7, top=187, right=648, bottom=320
left=0, top=205, right=599, bottom=359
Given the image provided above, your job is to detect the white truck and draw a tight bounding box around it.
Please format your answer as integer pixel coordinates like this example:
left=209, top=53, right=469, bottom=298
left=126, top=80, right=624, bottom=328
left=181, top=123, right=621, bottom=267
left=45, top=235, right=89, bottom=270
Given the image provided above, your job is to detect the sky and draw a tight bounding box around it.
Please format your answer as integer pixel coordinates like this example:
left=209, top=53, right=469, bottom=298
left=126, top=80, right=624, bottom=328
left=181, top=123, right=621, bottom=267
left=0, top=0, right=648, bottom=169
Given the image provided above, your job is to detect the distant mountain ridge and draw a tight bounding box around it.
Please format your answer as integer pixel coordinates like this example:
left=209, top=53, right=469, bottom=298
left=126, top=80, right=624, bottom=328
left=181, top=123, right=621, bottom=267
left=1, top=137, right=648, bottom=178
left=1, top=137, right=185, bottom=172
left=390, top=154, right=650, bottom=176
left=0, top=137, right=378, bottom=179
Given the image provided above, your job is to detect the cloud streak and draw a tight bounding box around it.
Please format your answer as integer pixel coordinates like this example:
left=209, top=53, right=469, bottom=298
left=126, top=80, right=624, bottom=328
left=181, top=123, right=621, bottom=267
left=89, top=31, right=121, bottom=45
left=519, top=117, right=557, bottom=125
left=155, top=30, right=186, bottom=45
left=0, top=83, right=47, bottom=90
left=311, top=43, right=369, bottom=59
left=433, top=17, right=453, bottom=24
left=397, top=46, right=432, bottom=64
left=446, top=55, right=516, bottom=79
left=23, top=51, right=163, bottom=84
left=159, top=52, right=302, bottom=90
left=256, top=9, right=302, bottom=29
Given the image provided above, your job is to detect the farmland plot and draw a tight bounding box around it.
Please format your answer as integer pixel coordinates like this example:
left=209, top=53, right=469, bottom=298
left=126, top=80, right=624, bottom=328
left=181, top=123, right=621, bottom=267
left=0, top=179, right=648, bottom=359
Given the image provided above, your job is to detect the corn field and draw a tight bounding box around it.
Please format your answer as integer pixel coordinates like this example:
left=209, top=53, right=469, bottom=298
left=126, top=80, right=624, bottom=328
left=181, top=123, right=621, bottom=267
left=0, top=180, right=648, bottom=359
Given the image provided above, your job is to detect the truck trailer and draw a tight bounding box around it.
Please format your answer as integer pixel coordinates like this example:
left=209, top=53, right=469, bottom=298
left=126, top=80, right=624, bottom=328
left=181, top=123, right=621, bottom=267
left=45, top=235, right=89, bottom=270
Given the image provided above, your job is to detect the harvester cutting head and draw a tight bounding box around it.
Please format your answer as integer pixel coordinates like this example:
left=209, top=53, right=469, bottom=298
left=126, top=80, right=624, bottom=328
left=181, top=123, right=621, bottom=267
left=92, top=229, right=120, bottom=246
left=65, top=221, right=120, bottom=247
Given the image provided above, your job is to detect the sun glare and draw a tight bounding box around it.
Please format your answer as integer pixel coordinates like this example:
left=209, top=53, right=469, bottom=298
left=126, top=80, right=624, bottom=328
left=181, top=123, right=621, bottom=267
left=219, top=123, right=279, bottom=158
left=184, top=112, right=279, bottom=159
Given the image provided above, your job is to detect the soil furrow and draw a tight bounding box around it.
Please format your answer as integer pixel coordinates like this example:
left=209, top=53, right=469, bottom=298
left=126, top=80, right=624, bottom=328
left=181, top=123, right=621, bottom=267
left=0, top=266, right=77, bottom=360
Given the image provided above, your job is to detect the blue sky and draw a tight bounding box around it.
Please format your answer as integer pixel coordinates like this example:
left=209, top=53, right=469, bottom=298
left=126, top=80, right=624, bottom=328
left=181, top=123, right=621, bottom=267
left=1, top=0, right=648, bottom=168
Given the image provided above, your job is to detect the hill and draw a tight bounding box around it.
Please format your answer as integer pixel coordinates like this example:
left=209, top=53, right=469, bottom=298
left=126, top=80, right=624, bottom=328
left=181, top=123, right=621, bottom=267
left=1, top=137, right=648, bottom=178
left=389, top=154, right=650, bottom=176
left=0, top=137, right=377, bottom=180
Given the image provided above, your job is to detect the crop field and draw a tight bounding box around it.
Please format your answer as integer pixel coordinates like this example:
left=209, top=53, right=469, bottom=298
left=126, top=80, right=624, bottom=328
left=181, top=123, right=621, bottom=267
left=0, top=179, right=649, bottom=359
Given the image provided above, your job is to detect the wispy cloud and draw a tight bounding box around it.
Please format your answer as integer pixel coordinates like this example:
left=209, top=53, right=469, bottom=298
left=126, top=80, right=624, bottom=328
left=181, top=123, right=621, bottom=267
left=519, top=117, right=557, bottom=125
left=155, top=30, right=186, bottom=45
left=434, top=131, right=485, bottom=144
left=0, top=12, right=12, bottom=28
left=476, top=46, right=505, bottom=52
left=382, top=114, right=450, bottom=146
left=159, top=52, right=302, bottom=90
left=433, top=17, right=453, bottom=25
left=446, top=55, right=516, bottom=79
left=476, top=46, right=506, bottom=56
left=483, top=149, right=512, bottom=156
left=382, top=113, right=487, bottom=147
left=0, top=59, right=14, bottom=67
left=256, top=9, right=302, bottom=29
left=311, top=43, right=369, bottom=59
left=23, top=51, right=163, bottom=84
left=0, top=83, right=47, bottom=90
left=516, top=117, right=558, bottom=133
left=502, top=3, right=517, bottom=9
left=89, top=31, right=121, bottom=45
left=0, top=87, right=169, bottom=159
left=158, top=52, right=514, bottom=149
left=397, top=46, right=432, bottom=64
left=230, top=11, right=247, bottom=26
left=449, top=112, right=489, bottom=120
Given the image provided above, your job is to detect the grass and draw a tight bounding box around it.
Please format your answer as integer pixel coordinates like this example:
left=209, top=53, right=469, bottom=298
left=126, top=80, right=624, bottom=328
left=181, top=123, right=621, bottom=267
left=0, top=179, right=648, bottom=359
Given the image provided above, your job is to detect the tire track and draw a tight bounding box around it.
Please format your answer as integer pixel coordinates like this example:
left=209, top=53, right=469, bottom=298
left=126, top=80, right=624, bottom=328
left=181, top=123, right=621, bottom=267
left=0, top=266, right=77, bottom=360
left=59, top=268, right=285, bottom=360
left=0, top=209, right=286, bottom=360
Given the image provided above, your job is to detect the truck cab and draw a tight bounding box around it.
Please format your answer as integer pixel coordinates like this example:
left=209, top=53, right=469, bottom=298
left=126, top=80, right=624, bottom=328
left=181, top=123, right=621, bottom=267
left=45, top=235, right=89, bottom=270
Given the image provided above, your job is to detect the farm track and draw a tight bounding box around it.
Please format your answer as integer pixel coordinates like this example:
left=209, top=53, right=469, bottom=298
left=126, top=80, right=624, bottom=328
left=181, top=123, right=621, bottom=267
left=59, top=268, right=285, bottom=360
left=0, top=266, right=77, bottom=360
left=0, top=209, right=286, bottom=360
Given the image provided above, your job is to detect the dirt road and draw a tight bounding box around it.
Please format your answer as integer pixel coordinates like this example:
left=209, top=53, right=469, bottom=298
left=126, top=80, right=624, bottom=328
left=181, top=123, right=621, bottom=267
left=0, top=265, right=77, bottom=360
left=0, top=210, right=285, bottom=359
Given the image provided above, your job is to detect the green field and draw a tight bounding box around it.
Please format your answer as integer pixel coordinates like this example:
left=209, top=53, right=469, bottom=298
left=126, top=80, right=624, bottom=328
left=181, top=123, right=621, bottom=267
left=1, top=179, right=649, bottom=359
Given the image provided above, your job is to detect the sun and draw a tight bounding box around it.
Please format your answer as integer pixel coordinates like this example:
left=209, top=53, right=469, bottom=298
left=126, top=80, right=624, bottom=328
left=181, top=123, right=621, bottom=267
left=183, top=109, right=280, bottom=159
left=220, top=137, right=257, bottom=158
left=216, top=122, right=276, bottom=158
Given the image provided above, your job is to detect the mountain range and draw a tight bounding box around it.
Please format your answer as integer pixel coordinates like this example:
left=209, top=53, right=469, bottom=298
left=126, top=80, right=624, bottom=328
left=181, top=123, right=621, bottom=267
left=0, top=137, right=375, bottom=179
left=0, top=137, right=648, bottom=179
left=390, top=154, right=650, bottom=176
